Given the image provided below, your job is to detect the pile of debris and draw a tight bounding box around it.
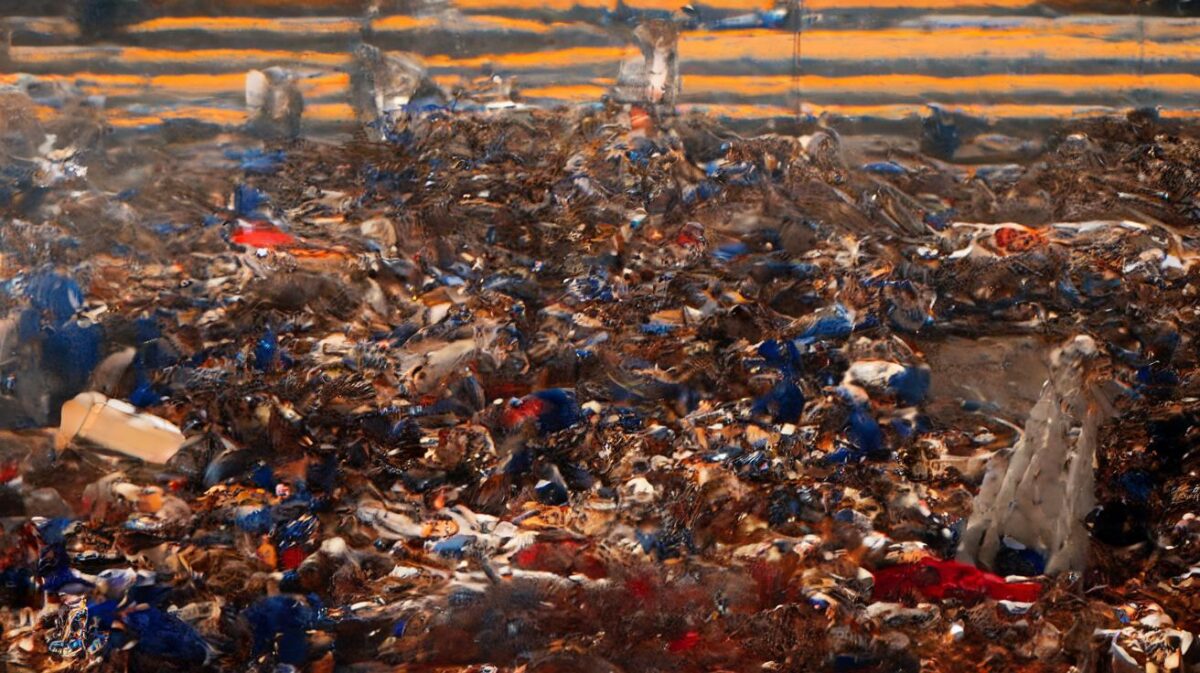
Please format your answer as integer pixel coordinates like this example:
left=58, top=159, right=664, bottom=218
left=0, top=81, right=1198, bottom=673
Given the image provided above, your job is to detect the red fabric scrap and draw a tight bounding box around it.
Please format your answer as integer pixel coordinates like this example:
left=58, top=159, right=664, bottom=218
left=872, top=557, right=1042, bottom=603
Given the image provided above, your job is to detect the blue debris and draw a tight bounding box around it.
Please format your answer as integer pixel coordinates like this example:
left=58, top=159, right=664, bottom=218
left=640, top=322, right=676, bottom=336
left=277, top=514, right=318, bottom=544
left=128, top=377, right=162, bottom=407
left=505, top=447, right=534, bottom=476
left=886, top=366, right=931, bottom=406
left=565, top=273, right=615, bottom=303
left=923, top=208, right=955, bottom=231
left=713, top=242, right=749, bottom=262
left=243, top=595, right=319, bottom=665
left=683, top=180, right=721, bottom=204
left=635, top=527, right=694, bottom=561
left=1119, top=470, right=1154, bottom=504
left=705, top=8, right=789, bottom=30
left=752, top=378, right=805, bottom=424
left=42, top=321, right=104, bottom=391
left=993, top=537, right=1046, bottom=577
left=119, top=607, right=209, bottom=663
left=757, top=339, right=803, bottom=374
left=535, top=475, right=569, bottom=505
left=227, top=148, right=287, bottom=175
left=432, top=534, right=475, bottom=559
left=254, top=327, right=280, bottom=372
left=233, top=184, right=270, bottom=216
left=861, top=161, right=908, bottom=175
left=235, top=506, right=274, bottom=535
left=25, top=271, right=84, bottom=324
left=797, top=304, right=854, bottom=345
left=846, top=404, right=883, bottom=456
left=527, top=388, right=583, bottom=435
left=921, top=106, right=960, bottom=159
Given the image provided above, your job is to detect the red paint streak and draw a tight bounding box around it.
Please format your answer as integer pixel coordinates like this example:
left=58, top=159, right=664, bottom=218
left=280, top=545, right=307, bottom=570
left=993, top=227, right=1021, bottom=248
left=514, top=540, right=577, bottom=567
left=627, top=576, right=655, bottom=601
left=668, top=631, right=701, bottom=652
left=0, top=462, right=19, bottom=483
left=231, top=221, right=295, bottom=248
left=502, top=396, right=545, bottom=428
left=872, top=557, right=1042, bottom=603
left=675, top=230, right=703, bottom=247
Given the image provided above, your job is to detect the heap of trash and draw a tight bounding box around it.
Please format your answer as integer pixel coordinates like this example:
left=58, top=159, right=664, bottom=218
left=1, top=51, right=1199, bottom=673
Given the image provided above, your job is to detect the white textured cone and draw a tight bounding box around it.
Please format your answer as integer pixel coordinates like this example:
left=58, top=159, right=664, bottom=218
left=959, top=335, right=1111, bottom=574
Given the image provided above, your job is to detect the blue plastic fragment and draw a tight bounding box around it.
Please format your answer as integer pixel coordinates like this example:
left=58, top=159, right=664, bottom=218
left=254, top=327, right=280, bottom=372
left=861, top=161, right=908, bottom=175
left=128, top=378, right=162, bottom=408
left=752, top=378, right=805, bottom=424
left=227, top=148, right=287, bottom=175
left=923, top=209, right=955, bottom=231
left=713, top=242, right=748, bottom=262
left=1136, top=365, right=1179, bottom=389
left=243, top=595, right=318, bottom=665
left=25, top=272, right=84, bottom=324
left=797, top=304, right=854, bottom=345
left=565, top=274, right=614, bottom=303
left=1119, top=470, right=1153, bottom=503
left=277, top=515, right=317, bottom=544
left=42, top=321, right=104, bottom=390
left=757, top=339, right=803, bottom=374
left=707, top=7, right=788, bottom=30
left=683, top=180, right=720, bottom=204
left=529, top=388, right=583, bottom=434
left=234, top=184, right=270, bottom=216
left=504, top=447, right=534, bottom=476
left=846, top=404, right=883, bottom=456
left=235, top=506, right=274, bottom=535
left=120, top=607, right=209, bottom=663
left=640, top=322, right=676, bottom=336
left=994, top=537, right=1046, bottom=577
left=432, top=534, right=474, bottom=558
left=535, top=477, right=569, bottom=505
left=886, top=366, right=931, bottom=406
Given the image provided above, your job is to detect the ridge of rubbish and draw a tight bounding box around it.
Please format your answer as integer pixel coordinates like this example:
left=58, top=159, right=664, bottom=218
left=1, top=72, right=1199, bottom=673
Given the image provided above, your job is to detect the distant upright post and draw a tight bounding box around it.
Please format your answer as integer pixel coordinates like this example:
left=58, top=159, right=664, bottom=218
left=792, top=0, right=802, bottom=121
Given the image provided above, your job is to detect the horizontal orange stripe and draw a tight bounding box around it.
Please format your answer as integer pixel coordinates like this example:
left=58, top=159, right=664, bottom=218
left=11, top=46, right=350, bottom=67
left=522, top=83, right=609, bottom=99
left=684, top=72, right=1200, bottom=97
left=108, top=13, right=1200, bottom=43
left=425, top=45, right=624, bottom=69
left=368, top=15, right=434, bottom=31
left=699, top=101, right=1200, bottom=120
left=126, top=16, right=360, bottom=34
